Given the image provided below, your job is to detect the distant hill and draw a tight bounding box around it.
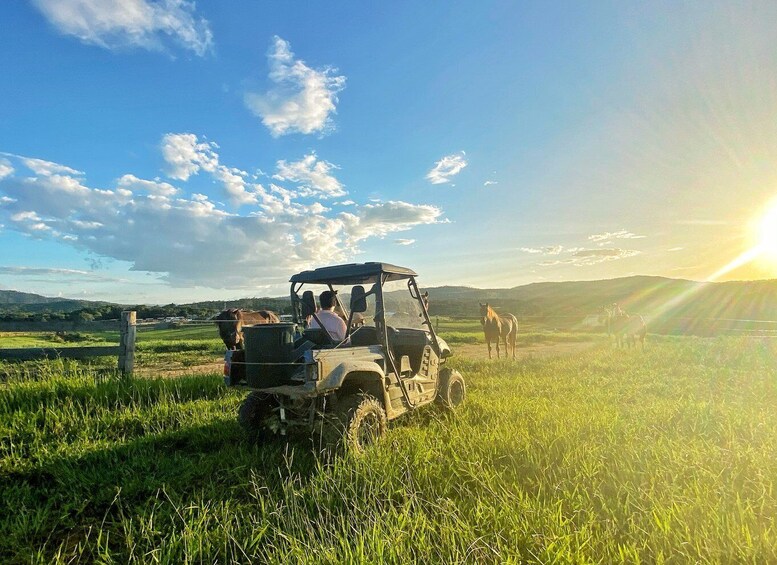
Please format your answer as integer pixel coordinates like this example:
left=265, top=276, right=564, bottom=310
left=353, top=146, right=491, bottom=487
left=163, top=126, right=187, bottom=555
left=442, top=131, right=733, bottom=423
left=422, top=276, right=777, bottom=335
left=0, top=289, right=63, bottom=305
left=3, top=276, right=777, bottom=334
left=0, top=290, right=116, bottom=313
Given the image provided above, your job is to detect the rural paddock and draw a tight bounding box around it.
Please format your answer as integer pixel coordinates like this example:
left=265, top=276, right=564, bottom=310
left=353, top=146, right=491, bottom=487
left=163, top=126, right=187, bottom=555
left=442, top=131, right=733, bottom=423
left=2, top=329, right=776, bottom=563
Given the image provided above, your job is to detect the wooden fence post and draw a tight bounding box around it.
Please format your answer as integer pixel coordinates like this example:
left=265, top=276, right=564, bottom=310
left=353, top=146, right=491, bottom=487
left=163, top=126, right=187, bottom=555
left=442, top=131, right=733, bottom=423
left=118, top=311, right=136, bottom=376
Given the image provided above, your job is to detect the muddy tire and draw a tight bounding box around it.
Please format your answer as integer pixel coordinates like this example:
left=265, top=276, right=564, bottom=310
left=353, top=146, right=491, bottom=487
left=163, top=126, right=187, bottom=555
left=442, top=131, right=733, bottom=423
left=436, top=368, right=466, bottom=410
left=337, top=393, right=388, bottom=453
left=238, top=392, right=274, bottom=440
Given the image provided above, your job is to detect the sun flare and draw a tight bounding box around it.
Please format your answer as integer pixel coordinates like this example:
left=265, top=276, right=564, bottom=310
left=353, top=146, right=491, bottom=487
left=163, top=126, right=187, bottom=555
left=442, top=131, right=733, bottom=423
left=761, top=201, right=777, bottom=260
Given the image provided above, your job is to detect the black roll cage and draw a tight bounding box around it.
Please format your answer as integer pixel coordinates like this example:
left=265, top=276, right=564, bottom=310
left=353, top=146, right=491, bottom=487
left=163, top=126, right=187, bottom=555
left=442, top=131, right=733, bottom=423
left=289, top=271, right=442, bottom=408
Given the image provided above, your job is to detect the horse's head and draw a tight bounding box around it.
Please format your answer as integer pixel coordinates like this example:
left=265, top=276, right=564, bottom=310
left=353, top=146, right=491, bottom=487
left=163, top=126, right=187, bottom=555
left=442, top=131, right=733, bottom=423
left=479, top=302, right=490, bottom=325
left=215, top=308, right=243, bottom=349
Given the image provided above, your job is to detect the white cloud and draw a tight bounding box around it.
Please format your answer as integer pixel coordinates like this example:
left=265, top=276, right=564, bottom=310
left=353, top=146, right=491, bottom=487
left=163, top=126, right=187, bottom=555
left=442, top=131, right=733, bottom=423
left=245, top=36, right=346, bottom=137
left=0, top=265, right=139, bottom=286
left=31, top=0, right=213, bottom=56
left=539, top=247, right=640, bottom=267
left=0, top=266, right=90, bottom=276
left=22, top=157, right=84, bottom=177
left=0, top=150, right=443, bottom=289
left=483, top=180, right=498, bottom=187
left=161, top=133, right=218, bottom=180
left=212, top=166, right=256, bottom=206
left=521, top=245, right=565, bottom=255
left=273, top=153, right=345, bottom=198
left=395, top=239, right=415, bottom=246
left=161, top=133, right=257, bottom=206
left=426, top=152, right=467, bottom=184
left=117, top=174, right=178, bottom=196
left=588, top=229, right=646, bottom=243
left=522, top=241, right=639, bottom=266
left=340, top=201, right=443, bottom=243
left=10, top=211, right=52, bottom=232
left=0, top=159, right=14, bottom=180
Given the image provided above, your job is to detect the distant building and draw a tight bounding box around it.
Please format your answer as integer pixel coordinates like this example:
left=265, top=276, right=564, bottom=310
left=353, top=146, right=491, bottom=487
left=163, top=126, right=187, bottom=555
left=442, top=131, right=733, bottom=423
left=581, top=314, right=602, bottom=329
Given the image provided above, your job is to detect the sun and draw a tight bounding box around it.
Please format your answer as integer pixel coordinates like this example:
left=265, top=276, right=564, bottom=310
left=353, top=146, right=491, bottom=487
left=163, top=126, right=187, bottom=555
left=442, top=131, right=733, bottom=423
left=759, top=201, right=777, bottom=260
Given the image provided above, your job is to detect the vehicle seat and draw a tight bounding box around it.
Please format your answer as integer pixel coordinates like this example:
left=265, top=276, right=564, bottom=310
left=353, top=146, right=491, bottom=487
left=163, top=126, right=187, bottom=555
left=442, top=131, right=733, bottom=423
left=349, top=325, right=379, bottom=346
left=303, top=328, right=337, bottom=347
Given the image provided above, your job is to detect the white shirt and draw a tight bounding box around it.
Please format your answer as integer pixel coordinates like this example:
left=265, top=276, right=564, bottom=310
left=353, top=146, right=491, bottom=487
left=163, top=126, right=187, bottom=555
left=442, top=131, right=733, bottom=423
left=309, top=309, right=347, bottom=341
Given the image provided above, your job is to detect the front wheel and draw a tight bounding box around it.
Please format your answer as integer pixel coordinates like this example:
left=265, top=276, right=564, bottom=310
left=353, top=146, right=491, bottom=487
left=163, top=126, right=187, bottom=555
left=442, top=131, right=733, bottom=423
left=338, top=393, right=388, bottom=453
left=436, top=368, right=466, bottom=410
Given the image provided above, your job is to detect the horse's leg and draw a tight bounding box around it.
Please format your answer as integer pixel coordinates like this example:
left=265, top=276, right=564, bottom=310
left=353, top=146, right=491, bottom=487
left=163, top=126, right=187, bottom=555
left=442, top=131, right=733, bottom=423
left=496, top=337, right=500, bottom=359
left=511, top=329, right=516, bottom=360
left=487, top=338, right=492, bottom=359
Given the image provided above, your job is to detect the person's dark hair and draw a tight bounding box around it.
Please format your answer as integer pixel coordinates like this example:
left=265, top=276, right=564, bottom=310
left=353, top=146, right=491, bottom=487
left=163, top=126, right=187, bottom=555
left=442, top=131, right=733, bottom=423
left=320, top=290, right=337, bottom=309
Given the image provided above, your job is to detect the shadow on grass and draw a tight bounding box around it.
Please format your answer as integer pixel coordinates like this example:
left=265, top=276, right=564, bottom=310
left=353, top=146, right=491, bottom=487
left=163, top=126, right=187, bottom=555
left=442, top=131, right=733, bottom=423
left=1, top=414, right=328, bottom=562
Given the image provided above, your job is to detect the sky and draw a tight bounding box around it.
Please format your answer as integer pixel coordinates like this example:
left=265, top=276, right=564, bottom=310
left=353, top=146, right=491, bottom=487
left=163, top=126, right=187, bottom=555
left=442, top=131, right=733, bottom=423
left=2, top=1, right=777, bottom=304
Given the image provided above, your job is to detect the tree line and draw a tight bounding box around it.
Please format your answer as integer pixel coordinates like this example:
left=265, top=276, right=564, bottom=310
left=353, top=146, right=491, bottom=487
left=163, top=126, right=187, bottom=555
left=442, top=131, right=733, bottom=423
left=0, top=297, right=294, bottom=323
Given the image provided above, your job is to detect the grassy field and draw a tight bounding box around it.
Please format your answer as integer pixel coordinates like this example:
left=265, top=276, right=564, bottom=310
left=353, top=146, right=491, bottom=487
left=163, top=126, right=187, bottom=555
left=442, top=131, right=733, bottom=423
left=2, top=328, right=777, bottom=563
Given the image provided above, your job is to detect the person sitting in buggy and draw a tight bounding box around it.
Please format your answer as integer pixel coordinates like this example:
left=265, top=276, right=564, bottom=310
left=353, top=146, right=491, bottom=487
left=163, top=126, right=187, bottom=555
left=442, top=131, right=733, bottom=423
left=308, top=290, right=347, bottom=342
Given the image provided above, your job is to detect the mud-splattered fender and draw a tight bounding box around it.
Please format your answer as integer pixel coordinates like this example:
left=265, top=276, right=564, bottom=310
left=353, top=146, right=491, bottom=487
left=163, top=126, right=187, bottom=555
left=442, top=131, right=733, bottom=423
left=316, top=359, right=385, bottom=394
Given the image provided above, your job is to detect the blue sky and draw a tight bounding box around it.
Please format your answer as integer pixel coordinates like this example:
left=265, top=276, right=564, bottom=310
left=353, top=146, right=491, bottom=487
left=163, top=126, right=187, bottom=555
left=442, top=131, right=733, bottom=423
left=2, top=1, right=777, bottom=304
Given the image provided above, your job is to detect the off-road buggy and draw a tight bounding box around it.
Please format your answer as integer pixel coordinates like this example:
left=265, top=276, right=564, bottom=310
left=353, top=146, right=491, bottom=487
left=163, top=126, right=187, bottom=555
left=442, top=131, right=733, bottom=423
left=223, top=262, right=465, bottom=451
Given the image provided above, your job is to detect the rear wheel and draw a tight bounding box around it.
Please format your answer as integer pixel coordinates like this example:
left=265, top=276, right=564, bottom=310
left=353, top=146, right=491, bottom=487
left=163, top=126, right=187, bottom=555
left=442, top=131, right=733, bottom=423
left=436, top=368, right=466, bottom=409
left=238, top=392, right=275, bottom=440
left=337, top=393, right=388, bottom=453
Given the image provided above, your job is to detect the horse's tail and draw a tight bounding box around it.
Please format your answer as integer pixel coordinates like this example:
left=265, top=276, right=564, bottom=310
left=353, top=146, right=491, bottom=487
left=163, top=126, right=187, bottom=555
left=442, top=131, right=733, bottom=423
left=507, top=314, right=518, bottom=337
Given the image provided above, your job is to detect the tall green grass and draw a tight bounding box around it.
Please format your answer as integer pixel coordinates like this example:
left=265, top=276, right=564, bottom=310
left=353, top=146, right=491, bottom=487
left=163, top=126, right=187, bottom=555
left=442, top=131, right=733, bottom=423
left=1, top=337, right=777, bottom=563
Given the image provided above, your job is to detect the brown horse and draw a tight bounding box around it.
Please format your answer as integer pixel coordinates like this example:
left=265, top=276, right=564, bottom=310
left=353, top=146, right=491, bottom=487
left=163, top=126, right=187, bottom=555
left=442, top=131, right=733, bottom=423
left=215, top=308, right=280, bottom=349
left=479, top=303, right=518, bottom=359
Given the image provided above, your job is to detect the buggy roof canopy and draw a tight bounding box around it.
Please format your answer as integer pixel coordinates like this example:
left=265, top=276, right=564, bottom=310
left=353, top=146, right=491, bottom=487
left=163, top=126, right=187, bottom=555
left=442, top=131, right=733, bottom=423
left=290, top=262, right=418, bottom=285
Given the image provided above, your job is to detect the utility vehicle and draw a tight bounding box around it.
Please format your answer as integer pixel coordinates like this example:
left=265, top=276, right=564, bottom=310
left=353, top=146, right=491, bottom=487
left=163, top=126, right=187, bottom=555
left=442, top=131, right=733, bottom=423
left=223, top=262, right=465, bottom=451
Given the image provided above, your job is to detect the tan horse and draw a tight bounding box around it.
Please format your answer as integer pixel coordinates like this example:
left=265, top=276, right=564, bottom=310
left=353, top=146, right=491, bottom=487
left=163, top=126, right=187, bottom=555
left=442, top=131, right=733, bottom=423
left=623, top=314, right=647, bottom=349
left=479, top=303, right=518, bottom=359
left=608, top=305, right=646, bottom=349
left=215, top=308, right=280, bottom=349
